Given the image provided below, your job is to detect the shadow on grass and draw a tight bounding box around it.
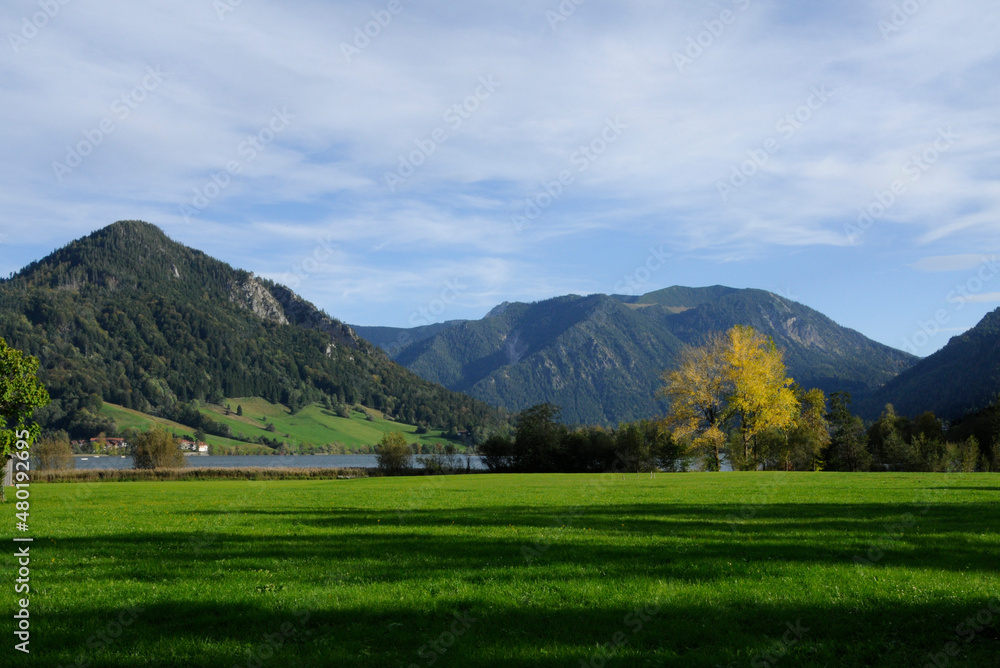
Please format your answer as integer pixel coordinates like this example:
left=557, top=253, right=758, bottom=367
left=10, top=596, right=1000, bottom=668
left=169, top=501, right=1000, bottom=573
left=16, top=498, right=1000, bottom=667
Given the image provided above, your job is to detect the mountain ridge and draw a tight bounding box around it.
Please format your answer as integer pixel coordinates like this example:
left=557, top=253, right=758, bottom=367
left=356, top=286, right=917, bottom=425
left=865, top=306, right=1000, bottom=420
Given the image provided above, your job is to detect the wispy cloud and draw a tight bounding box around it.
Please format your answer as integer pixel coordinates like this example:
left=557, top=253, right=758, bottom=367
left=1, top=0, right=999, bottom=342
left=912, top=255, right=997, bottom=272
left=962, top=292, right=1000, bottom=304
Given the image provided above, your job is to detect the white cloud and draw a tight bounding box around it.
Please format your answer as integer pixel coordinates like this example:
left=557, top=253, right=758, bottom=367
left=2, top=0, right=999, bottom=332
left=912, top=254, right=999, bottom=273
left=962, top=292, right=1000, bottom=304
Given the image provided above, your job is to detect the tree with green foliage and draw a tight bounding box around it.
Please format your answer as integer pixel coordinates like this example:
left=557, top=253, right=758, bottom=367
left=34, top=431, right=75, bottom=470
left=236, top=405, right=243, bottom=416
left=769, top=387, right=830, bottom=471
left=825, top=393, right=871, bottom=472
left=512, top=404, right=567, bottom=473
left=0, top=338, right=50, bottom=502
left=615, top=422, right=650, bottom=476
left=615, top=420, right=681, bottom=476
left=646, top=421, right=690, bottom=472
left=375, top=431, right=412, bottom=473
left=479, top=433, right=516, bottom=472
left=131, top=426, right=186, bottom=469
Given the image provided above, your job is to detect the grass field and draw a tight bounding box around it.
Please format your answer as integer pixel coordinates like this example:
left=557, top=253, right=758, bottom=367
left=200, top=397, right=456, bottom=450
left=99, top=403, right=262, bottom=451
left=100, top=397, right=457, bottom=453
left=3, top=473, right=999, bottom=667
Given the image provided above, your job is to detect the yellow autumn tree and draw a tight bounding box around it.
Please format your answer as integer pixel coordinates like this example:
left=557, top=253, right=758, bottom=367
left=660, top=325, right=799, bottom=470
left=724, top=325, right=799, bottom=464
left=659, top=332, right=730, bottom=470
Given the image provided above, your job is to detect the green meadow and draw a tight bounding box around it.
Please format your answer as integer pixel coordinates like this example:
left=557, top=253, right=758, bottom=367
left=100, top=397, right=456, bottom=453
left=3, top=473, right=999, bottom=667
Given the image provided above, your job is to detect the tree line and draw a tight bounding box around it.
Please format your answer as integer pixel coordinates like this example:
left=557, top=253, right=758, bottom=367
left=480, top=326, right=1000, bottom=473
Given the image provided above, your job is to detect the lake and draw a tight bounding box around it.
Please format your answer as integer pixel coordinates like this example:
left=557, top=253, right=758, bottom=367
left=68, top=454, right=487, bottom=470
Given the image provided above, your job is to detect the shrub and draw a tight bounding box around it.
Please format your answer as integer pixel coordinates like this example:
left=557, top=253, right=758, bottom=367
left=418, top=452, right=463, bottom=474
left=34, top=431, right=75, bottom=471
left=375, top=432, right=412, bottom=473
left=480, top=434, right=515, bottom=472
left=132, top=426, right=187, bottom=469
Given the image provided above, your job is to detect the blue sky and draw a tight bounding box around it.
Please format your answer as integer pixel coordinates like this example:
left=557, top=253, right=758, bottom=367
left=2, top=0, right=999, bottom=357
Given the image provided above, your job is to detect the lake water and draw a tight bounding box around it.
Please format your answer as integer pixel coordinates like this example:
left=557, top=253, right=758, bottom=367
left=68, top=454, right=487, bottom=470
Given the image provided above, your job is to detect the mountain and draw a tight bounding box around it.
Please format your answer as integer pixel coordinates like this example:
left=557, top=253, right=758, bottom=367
left=353, top=320, right=467, bottom=355
left=0, top=221, right=502, bottom=437
left=865, top=307, right=1000, bottom=420
left=364, top=287, right=917, bottom=425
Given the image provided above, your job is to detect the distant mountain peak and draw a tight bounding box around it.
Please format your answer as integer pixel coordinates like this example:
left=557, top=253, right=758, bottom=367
left=485, top=301, right=512, bottom=318
left=1, top=221, right=502, bottom=434
left=373, top=285, right=916, bottom=425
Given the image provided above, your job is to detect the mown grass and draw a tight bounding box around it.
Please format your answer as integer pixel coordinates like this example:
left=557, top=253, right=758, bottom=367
left=2, top=473, right=999, bottom=667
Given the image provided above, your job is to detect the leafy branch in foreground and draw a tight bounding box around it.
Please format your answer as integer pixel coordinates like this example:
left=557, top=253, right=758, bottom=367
left=0, top=337, right=50, bottom=502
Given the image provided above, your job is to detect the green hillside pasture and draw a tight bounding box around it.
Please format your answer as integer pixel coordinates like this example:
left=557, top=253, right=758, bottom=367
left=99, top=402, right=269, bottom=453
left=201, top=397, right=455, bottom=450
left=99, top=398, right=455, bottom=454
left=3, top=473, right=999, bottom=667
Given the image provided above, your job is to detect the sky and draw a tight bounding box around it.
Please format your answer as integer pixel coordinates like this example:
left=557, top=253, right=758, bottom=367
left=1, top=0, right=998, bottom=357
